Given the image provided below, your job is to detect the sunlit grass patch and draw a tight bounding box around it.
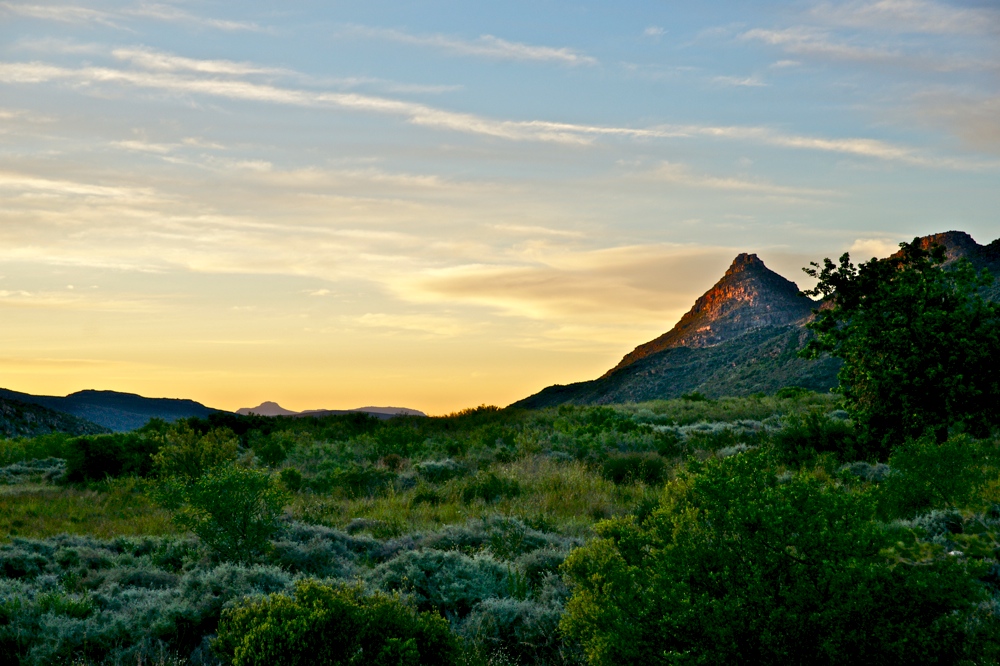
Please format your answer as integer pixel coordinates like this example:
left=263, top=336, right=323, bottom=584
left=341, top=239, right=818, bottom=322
left=0, top=477, right=175, bottom=541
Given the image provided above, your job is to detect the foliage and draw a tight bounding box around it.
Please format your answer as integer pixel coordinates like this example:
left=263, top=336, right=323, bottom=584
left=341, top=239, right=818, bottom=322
left=803, top=239, right=1000, bottom=452
left=64, top=432, right=162, bottom=482
left=214, top=579, right=458, bottom=666
left=152, top=423, right=239, bottom=481
left=771, top=410, right=857, bottom=464
left=561, top=449, right=998, bottom=665
left=875, top=435, right=993, bottom=518
left=168, top=463, right=287, bottom=563
left=600, top=452, right=667, bottom=485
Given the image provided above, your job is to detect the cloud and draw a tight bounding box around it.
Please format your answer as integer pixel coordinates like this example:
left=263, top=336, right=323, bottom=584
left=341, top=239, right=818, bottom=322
left=643, top=161, right=838, bottom=200
left=343, top=25, right=597, bottom=66
left=403, top=245, right=740, bottom=324
left=0, top=1, right=265, bottom=32
left=123, top=3, right=265, bottom=32
left=1, top=56, right=995, bottom=168
left=916, top=93, right=1000, bottom=154
left=644, top=26, right=665, bottom=38
left=352, top=313, right=473, bottom=338
left=712, top=75, right=767, bottom=87
left=0, top=2, right=122, bottom=27
left=112, top=47, right=288, bottom=76
left=849, top=237, right=900, bottom=259
left=810, top=0, right=1000, bottom=36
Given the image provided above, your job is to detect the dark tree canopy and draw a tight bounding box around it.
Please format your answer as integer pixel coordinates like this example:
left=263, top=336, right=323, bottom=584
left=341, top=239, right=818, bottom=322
left=801, top=238, right=1000, bottom=454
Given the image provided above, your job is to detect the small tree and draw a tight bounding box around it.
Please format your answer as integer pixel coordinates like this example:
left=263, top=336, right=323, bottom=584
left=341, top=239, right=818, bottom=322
left=152, top=423, right=238, bottom=481
left=172, top=463, right=287, bottom=563
left=801, top=239, right=1000, bottom=453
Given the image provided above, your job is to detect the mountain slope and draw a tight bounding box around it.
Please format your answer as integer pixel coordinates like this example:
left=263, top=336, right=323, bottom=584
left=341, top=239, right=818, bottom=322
left=238, top=401, right=427, bottom=419
left=0, top=397, right=110, bottom=438
left=606, top=253, right=816, bottom=376
left=513, top=231, right=999, bottom=409
left=0, top=389, right=219, bottom=432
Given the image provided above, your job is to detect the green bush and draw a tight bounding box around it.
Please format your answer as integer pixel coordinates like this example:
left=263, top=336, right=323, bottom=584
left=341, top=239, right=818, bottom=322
left=214, top=579, right=458, bottom=666
left=600, top=452, right=667, bottom=485
left=876, top=436, right=991, bottom=519
left=561, top=449, right=998, bottom=665
left=169, top=464, right=287, bottom=563
left=153, top=424, right=238, bottom=481
left=461, top=471, right=521, bottom=503
left=369, top=549, right=509, bottom=618
left=63, top=433, right=161, bottom=482
left=771, top=410, right=857, bottom=464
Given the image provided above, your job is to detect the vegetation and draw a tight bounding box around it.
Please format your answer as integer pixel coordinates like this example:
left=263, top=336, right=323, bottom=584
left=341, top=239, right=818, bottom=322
left=804, top=239, right=1000, bottom=452
left=0, top=386, right=999, bottom=664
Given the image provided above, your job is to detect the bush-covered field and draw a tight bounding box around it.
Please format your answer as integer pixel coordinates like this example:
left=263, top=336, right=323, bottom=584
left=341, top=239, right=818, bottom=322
left=2, top=392, right=1000, bottom=664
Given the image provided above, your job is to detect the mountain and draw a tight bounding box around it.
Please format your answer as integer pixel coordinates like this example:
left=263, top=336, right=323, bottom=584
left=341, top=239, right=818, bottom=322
left=236, top=401, right=299, bottom=417
left=0, top=388, right=220, bottom=432
left=606, top=253, right=816, bottom=376
left=0, top=397, right=109, bottom=438
left=513, top=231, right=999, bottom=409
left=237, top=402, right=427, bottom=419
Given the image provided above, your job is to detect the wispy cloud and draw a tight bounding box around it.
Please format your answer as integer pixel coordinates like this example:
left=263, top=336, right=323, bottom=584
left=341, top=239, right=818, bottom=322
left=810, top=0, right=1000, bottom=36
left=1, top=56, right=994, bottom=168
left=124, top=3, right=265, bottom=32
left=0, top=1, right=265, bottom=32
left=712, top=74, right=767, bottom=87
left=343, top=25, right=597, bottom=66
left=0, top=2, right=122, bottom=27
left=644, top=161, right=837, bottom=200
left=112, top=47, right=288, bottom=76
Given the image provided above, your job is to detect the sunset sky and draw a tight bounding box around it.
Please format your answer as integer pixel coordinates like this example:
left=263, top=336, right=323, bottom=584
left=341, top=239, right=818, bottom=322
left=1, top=1, right=998, bottom=414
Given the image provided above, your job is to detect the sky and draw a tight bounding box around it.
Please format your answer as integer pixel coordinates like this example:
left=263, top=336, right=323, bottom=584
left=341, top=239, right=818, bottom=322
left=0, top=0, right=998, bottom=414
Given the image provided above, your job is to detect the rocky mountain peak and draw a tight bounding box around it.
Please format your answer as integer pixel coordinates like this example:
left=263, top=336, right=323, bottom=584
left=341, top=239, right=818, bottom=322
left=604, top=253, right=816, bottom=376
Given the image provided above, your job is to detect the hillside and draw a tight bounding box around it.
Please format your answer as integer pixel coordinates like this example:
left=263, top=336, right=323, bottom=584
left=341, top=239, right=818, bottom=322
left=0, top=397, right=109, bottom=438
left=0, top=388, right=220, bottom=432
left=237, top=402, right=427, bottom=419
left=513, top=230, right=998, bottom=408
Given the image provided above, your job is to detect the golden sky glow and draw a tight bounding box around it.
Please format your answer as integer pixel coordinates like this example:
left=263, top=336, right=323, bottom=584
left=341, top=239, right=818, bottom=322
left=1, top=1, right=998, bottom=413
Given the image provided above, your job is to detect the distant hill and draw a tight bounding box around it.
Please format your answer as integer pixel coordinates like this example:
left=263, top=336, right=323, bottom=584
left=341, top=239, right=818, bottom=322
left=237, top=402, right=426, bottom=420
left=0, top=397, right=109, bottom=438
left=513, top=230, right=999, bottom=408
left=0, top=389, right=220, bottom=432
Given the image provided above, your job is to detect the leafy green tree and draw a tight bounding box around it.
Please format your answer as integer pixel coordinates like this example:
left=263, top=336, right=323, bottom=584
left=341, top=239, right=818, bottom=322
left=213, top=579, right=458, bottom=666
left=171, top=463, right=287, bottom=563
left=152, top=423, right=238, bottom=480
left=802, top=239, right=1000, bottom=453
left=560, top=450, right=996, bottom=666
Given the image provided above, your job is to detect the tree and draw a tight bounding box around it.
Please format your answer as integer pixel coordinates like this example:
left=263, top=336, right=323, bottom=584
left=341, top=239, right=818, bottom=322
left=560, top=450, right=996, bottom=666
left=801, top=238, right=1000, bottom=453
left=171, top=463, right=287, bottom=563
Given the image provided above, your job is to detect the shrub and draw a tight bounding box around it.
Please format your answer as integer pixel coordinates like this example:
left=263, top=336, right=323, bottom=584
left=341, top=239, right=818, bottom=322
left=369, top=549, right=509, bottom=618
left=459, top=598, right=567, bottom=666
left=153, top=424, right=238, bottom=481
left=461, top=471, right=521, bottom=503
left=562, top=449, right=998, bottom=665
left=169, top=464, right=287, bottom=563
left=600, top=452, right=667, bottom=485
left=876, top=436, right=989, bottom=519
left=278, top=467, right=303, bottom=492
left=64, top=433, right=161, bottom=482
left=415, top=458, right=464, bottom=483
left=214, top=579, right=458, bottom=666
left=771, top=410, right=857, bottom=464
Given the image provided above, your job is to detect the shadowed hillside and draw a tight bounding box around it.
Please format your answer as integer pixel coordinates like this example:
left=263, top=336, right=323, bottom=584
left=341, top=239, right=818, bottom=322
left=0, top=397, right=109, bottom=438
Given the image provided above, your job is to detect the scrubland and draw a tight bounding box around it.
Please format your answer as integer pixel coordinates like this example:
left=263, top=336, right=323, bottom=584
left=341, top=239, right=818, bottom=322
left=2, top=391, right=999, bottom=665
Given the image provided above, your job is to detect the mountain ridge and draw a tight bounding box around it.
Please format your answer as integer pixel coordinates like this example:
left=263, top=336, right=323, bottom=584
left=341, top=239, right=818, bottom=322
left=513, top=230, right=999, bottom=408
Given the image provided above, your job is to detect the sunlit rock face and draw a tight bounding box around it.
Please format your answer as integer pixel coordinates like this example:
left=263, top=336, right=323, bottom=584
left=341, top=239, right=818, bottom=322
left=605, top=253, right=816, bottom=376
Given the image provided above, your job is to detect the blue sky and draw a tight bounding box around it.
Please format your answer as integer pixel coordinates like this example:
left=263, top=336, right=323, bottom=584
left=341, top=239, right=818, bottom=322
left=1, top=1, right=998, bottom=412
